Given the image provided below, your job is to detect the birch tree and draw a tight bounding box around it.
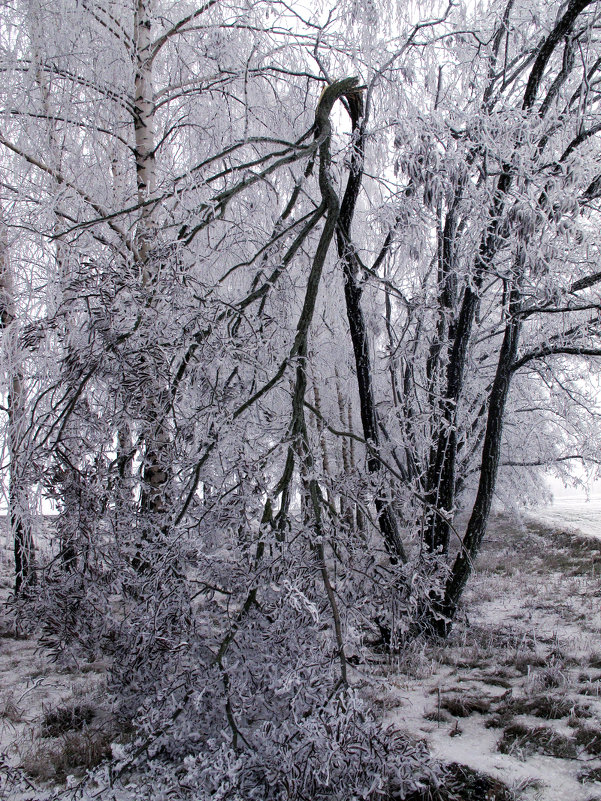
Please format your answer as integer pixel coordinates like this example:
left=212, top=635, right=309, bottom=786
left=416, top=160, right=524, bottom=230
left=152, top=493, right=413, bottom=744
left=0, top=1, right=445, bottom=794
left=0, top=213, right=34, bottom=593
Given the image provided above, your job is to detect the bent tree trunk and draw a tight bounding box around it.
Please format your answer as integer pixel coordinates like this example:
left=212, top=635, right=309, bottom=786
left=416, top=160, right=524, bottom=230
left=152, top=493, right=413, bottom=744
left=336, top=91, right=406, bottom=562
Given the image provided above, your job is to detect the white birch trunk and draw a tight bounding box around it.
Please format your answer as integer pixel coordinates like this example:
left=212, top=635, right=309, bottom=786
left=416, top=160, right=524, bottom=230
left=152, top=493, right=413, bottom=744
left=132, top=0, right=170, bottom=520
left=0, top=219, right=34, bottom=593
left=134, top=0, right=157, bottom=279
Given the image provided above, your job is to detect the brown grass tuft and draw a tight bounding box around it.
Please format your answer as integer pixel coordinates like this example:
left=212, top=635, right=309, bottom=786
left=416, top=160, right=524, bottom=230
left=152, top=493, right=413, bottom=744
left=41, top=703, right=95, bottom=738
left=497, top=722, right=577, bottom=759
left=20, top=728, right=112, bottom=781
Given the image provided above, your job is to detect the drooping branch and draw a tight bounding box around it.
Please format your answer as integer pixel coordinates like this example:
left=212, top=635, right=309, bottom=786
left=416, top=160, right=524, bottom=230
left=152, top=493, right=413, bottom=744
left=0, top=134, right=132, bottom=250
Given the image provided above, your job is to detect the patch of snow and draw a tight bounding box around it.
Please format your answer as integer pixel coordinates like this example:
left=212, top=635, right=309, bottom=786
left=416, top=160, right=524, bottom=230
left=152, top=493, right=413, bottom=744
left=533, top=498, right=601, bottom=540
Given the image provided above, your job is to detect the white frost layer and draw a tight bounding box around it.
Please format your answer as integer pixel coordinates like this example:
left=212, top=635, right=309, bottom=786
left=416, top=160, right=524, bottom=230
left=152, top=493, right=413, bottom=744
left=533, top=498, right=601, bottom=540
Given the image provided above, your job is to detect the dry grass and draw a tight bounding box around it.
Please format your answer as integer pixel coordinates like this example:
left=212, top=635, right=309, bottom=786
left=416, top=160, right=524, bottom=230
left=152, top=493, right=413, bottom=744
left=477, top=515, right=601, bottom=578
left=433, top=762, right=516, bottom=801
left=18, top=701, right=128, bottom=783
left=579, top=677, right=601, bottom=696
left=579, top=765, right=601, bottom=783
left=401, top=761, right=517, bottom=801
left=423, top=708, right=454, bottom=724
left=41, top=703, right=95, bottom=738
left=527, top=665, right=569, bottom=691
left=496, top=692, right=580, bottom=720
left=20, top=728, right=113, bottom=781
left=0, top=692, right=24, bottom=724
left=587, top=652, right=601, bottom=669
left=387, top=512, right=601, bottom=795
left=512, top=652, right=547, bottom=674
left=573, top=724, right=601, bottom=756
left=439, top=693, right=491, bottom=717
left=497, top=721, right=578, bottom=759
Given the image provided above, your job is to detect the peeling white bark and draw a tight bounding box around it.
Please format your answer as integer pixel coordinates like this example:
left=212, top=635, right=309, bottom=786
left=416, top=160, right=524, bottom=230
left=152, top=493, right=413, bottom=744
left=134, top=0, right=157, bottom=279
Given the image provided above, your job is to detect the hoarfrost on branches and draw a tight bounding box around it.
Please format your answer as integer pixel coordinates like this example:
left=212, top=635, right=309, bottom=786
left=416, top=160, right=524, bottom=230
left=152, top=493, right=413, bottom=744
left=2, top=0, right=601, bottom=795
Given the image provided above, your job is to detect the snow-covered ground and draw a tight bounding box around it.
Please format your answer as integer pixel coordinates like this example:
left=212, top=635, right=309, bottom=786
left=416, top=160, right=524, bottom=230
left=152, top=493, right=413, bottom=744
left=534, top=496, right=601, bottom=540
left=383, top=514, right=601, bottom=801
left=532, top=477, right=601, bottom=540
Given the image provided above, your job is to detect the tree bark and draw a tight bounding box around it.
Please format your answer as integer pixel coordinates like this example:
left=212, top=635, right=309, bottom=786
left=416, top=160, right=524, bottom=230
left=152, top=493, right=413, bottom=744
left=437, top=293, right=522, bottom=632
left=336, top=91, right=406, bottom=562
left=423, top=0, right=593, bottom=559
left=0, top=219, right=35, bottom=594
left=132, top=0, right=171, bottom=522
left=423, top=190, right=462, bottom=553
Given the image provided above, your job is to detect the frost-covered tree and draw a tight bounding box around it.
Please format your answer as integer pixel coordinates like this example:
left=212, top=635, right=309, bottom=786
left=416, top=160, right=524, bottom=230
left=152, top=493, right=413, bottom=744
left=377, top=0, right=601, bottom=629
left=0, top=0, right=448, bottom=794
left=3, top=0, right=601, bottom=794
left=0, top=210, right=34, bottom=594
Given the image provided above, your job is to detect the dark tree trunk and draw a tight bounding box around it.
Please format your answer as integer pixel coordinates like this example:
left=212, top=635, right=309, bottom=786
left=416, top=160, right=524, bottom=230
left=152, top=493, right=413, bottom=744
left=425, top=285, right=481, bottom=553
left=424, top=162, right=513, bottom=556
left=435, top=295, right=522, bottom=633
left=422, top=0, right=592, bottom=559
left=423, top=193, right=462, bottom=553
left=336, top=92, right=406, bottom=562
